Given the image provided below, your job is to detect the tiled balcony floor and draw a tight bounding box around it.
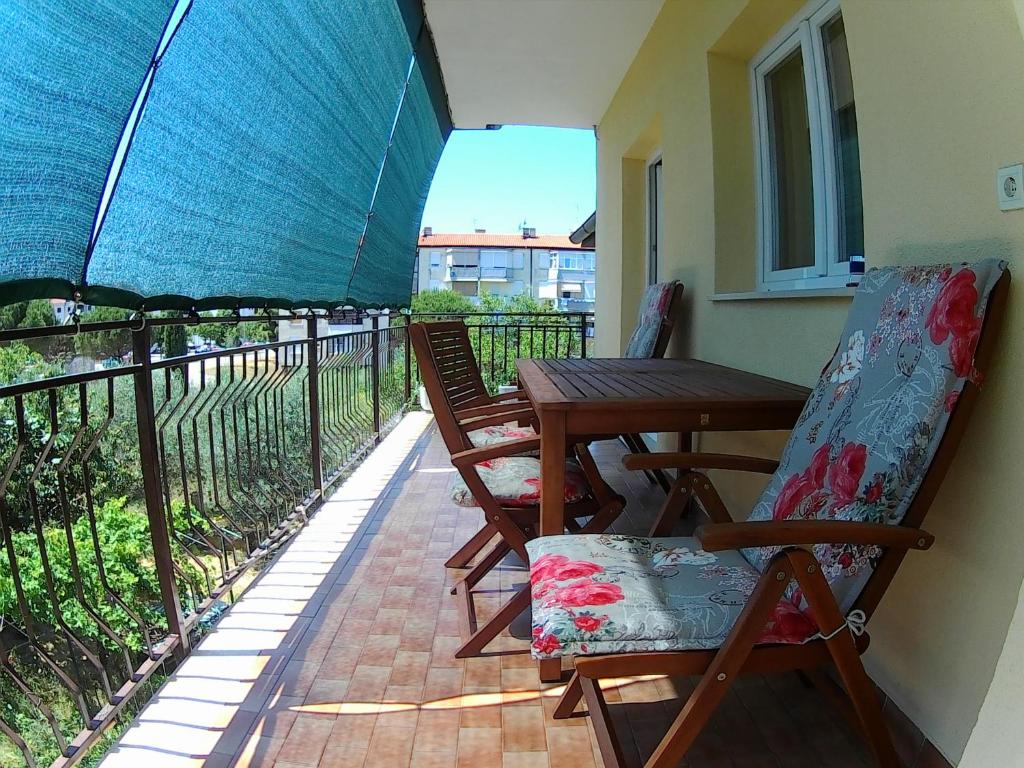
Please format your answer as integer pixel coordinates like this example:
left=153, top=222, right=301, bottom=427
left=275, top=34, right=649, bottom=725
left=101, top=412, right=872, bottom=768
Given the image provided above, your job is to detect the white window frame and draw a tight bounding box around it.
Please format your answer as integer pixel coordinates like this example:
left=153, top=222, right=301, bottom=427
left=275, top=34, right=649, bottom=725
left=752, top=0, right=856, bottom=292
left=646, top=152, right=663, bottom=287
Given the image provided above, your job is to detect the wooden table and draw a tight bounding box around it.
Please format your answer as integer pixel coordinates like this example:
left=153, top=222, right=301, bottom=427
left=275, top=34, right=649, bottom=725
left=516, top=357, right=811, bottom=536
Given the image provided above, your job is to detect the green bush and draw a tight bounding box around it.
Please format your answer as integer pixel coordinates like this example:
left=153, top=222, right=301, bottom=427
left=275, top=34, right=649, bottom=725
left=0, top=497, right=166, bottom=653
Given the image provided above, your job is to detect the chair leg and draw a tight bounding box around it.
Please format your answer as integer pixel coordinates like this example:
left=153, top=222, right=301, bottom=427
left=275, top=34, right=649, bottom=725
left=450, top=539, right=511, bottom=596
left=454, top=583, right=532, bottom=658
left=553, top=671, right=584, bottom=719
left=788, top=549, right=900, bottom=767
left=445, top=522, right=496, bottom=568
left=581, top=500, right=624, bottom=535
left=581, top=674, right=629, bottom=768
left=688, top=473, right=735, bottom=525
left=648, top=473, right=694, bottom=536
left=643, top=553, right=795, bottom=768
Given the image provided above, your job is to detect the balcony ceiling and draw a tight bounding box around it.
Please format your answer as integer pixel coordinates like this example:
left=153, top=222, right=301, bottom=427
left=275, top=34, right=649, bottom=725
left=424, top=0, right=664, bottom=129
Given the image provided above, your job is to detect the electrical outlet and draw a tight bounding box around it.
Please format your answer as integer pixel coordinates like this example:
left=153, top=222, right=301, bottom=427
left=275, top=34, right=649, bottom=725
left=997, top=163, right=1024, bottom=211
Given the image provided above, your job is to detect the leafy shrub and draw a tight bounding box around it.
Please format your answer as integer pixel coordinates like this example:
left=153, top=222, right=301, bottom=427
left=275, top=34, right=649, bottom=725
left=0, top=497, right=167, bottom=653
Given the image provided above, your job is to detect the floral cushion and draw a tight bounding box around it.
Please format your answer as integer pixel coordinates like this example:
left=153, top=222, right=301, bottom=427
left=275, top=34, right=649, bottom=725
left=526, top=534, right=816, bottom=659
left=466, top=423, right=538, bottom=455
left=742, top=260, right=1006, bottom=619
left=451, top=457, right=590, bottom=508
left=623, top=281, right=678, bottom=358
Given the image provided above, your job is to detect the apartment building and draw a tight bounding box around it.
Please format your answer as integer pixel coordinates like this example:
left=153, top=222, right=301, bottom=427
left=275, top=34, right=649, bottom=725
left=414, top=227, right=596, bottom=310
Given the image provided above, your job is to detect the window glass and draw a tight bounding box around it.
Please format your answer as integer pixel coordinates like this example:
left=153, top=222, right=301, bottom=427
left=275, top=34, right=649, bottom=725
left=822, top=15, right=863, bottom=262
left=766, top=49, right=814, bottom=271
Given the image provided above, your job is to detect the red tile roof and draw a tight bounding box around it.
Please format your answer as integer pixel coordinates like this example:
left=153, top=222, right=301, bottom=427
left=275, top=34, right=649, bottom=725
left=417, top=232, right=591, bottom=249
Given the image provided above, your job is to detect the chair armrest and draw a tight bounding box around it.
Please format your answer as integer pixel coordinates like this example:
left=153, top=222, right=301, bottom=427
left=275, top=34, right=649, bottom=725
left=622, top=452, right=780, bottom=475
left=695, top=521, right=934, bottom=552
left=454, top=400, right=533, bottom=420
left=459, top=408, right=535, bottom=431
left=450, top=437, right=541, bottom=467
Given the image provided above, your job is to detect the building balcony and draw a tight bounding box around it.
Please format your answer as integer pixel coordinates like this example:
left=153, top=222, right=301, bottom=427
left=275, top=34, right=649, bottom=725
left=448, top=266, right=480, bottom=281
left=479, top=266, right=508, bottom=281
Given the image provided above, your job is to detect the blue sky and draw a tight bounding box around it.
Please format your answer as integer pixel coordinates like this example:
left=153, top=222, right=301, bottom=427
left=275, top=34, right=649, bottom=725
left=420, top=126, right=596, bottom=236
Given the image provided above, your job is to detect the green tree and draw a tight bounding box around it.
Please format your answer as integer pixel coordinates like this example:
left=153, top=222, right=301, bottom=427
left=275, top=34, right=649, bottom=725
left=73, top=306, right=132, bottom=360
left=155, top=314, right=188, bottom=358
left=411, top=289, right=475, bottom=317
left=0, top=301, right=28, bottom=329
left=21, top=300, right=56, bottom=328
left=0, top=342, right=58, bottom=385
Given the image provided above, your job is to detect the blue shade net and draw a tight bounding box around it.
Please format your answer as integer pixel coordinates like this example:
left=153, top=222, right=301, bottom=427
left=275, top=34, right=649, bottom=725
left=0, top=0, right=450, bottom=310
left=88, top=0, right=443, bottom=310
left=0, top=0, right=177, bottom=302
left=349, top=63, right=444, bottom=308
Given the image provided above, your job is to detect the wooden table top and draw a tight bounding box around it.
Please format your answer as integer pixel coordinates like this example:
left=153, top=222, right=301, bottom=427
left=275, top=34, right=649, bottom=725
left=517, top=358, right=810, bottom=413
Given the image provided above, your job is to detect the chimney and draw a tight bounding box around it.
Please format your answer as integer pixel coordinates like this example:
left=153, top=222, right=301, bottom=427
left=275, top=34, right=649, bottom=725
left=422, top=226, right=432, bottom=236
left=522, top=227, right=536, bottom=239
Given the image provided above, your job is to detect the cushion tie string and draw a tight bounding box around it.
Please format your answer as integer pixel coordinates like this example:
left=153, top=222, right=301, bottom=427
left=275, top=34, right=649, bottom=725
left=819, top=609, right=866, bottom=641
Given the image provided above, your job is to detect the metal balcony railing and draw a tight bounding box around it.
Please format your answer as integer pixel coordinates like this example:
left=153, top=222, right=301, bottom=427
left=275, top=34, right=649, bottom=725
left=0, top=308, right=591, bottom=767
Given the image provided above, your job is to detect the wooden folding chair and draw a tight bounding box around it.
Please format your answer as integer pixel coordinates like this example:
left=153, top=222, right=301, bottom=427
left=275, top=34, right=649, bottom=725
left=526, top=262, right=1009, bottom=767
left=409, top=320, right=539, bottom=569
left=409, top=321, right=625, bottom=658
left=621, top=281, right=684, bottom=493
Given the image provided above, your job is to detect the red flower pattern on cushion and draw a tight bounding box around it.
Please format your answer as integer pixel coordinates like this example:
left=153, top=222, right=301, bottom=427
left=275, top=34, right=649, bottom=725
left=827, top=442, right=867, bottom=508
left=573, top=614, right=608, bottom=632
left=772, top=444, right=829, bottom=520
left=773, top=442, right=869, bottom=520
left=925, top=268, right=983, bottom=377
left=759, top=600, right=818, bottom=644
left=543, top=578, right=624, bottom=609
left=944, top=390, right=960, bottom=413
left=530, top=554, right=569, bottom=585
left=553, top=560, right=604, bottom=581
left=532, top=633, right=562, bottom=655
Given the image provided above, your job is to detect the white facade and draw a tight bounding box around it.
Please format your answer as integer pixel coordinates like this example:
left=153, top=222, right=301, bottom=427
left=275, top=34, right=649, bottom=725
left=415, top=236, right=596, bottom=311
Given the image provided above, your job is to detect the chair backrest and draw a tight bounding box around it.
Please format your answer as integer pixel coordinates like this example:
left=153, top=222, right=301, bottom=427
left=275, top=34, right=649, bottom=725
left=741, top=261, right=1009, bottom=617
left=408, top=320, right=489, bottom=454
left=623, top=280, right=684, bottom=358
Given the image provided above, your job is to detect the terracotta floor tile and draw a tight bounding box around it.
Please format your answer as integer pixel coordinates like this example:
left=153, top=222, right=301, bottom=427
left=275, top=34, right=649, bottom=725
left=413, top=709, right=461, bottom=753
left=423, top=666, right=465, bottom=701
left=456, top=727, right=503, bottom=768
left=410, top=752, right=458, bottom=768
left=371, top=608, right=408, bottom=635
left=327, top=714, right=377, bottom=751
left=358, top=634, right=401, bottom=667
left=344, top=666, right=393, bottom=702
left=501, top=706, right=547, bottom=752
left=545, top=727, right=597, bottom=768
left=275, top=713, right=334, bottom=766
left=390, top=650, right=431, bottom=687
left=363, top=724, right=416, bottom=768
left=503, top=752, right=550, bottom=768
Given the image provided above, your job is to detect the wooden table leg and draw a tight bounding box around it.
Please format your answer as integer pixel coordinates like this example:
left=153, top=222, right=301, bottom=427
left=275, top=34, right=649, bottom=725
left=539, top=410, right=566, bottom=536
left=539, top=410, right=566, bottom=683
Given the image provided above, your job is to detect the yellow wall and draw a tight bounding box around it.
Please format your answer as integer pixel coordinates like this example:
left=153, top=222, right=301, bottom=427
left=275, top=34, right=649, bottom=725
left=595, top=0, right=1024, bottom=762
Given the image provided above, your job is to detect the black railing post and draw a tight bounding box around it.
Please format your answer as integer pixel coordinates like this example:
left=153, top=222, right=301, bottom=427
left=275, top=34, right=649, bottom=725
left=403, top=313, right=412, bottom=402
left=307, top=315, right=324, bottom=497
left=371, top=314, right=381, bottom=442
left=579, top=313, right=588, bottom=358
left=132, top=323, right=189, bottom=657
